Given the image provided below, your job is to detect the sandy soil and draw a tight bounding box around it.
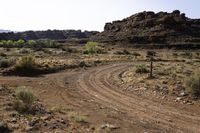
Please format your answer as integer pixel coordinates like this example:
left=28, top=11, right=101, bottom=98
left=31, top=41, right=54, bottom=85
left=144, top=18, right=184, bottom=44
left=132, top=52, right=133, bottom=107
left=1, top=62, right=200, bottom=133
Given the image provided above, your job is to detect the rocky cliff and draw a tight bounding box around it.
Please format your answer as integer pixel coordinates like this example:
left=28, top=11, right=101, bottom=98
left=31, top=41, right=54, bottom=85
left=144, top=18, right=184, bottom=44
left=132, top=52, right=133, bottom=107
left=93, top=10, right=200, bottom=44
left=0, top=30, right=99, bottom=40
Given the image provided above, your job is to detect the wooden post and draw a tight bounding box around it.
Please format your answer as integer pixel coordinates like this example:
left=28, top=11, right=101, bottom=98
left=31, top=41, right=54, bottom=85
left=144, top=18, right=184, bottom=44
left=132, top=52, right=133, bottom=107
left=150, top=56, right=153, bottom=78
left=199, top=77, right=200, bottom=91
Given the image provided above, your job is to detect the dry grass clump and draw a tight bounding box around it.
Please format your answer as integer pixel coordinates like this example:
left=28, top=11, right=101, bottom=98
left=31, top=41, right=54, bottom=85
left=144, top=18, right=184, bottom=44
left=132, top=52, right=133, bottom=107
left=186, top=74, right=200, bottom=97
left=13, top=87, right=36, bottom=113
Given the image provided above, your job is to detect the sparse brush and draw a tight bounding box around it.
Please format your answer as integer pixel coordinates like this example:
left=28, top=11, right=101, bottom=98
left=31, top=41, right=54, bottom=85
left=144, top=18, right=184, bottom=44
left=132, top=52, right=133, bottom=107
left=68, top=112, right=88, bottom=124
left=132, top=52, right=141, bottom=57
left=13, top=87, right=36, bottom=113
left=0, top=52, right=7, bottom=57
left=83, top=41, right=97, bottom=54
left=135, top=64, right=149, bottom=73
left=185, top=74, right=200, bottom=97
left=15, top=87, right=35, bottom=105
left=0, top=59, right=11, bottom=68
left=15, top=55, right=37, bottom=70
left=115, top=49, right=130, bottom=55
left=79, top=61, right=87, bottom=67
left=146, top=51, right=156, bottom=57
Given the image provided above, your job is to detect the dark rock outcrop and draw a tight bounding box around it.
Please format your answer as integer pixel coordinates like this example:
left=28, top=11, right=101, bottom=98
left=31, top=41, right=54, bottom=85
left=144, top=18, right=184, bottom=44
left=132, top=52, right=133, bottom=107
left=0, top=30, right=99, bottom=40
left=93, top=10, right=200, bottom=44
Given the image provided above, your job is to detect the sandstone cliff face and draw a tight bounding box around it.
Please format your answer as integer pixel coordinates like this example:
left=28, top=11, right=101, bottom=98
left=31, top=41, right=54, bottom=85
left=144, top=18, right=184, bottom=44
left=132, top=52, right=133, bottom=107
left=93, top=10, right=200, bottom=44
left=0, top=30, right=99, bottom=40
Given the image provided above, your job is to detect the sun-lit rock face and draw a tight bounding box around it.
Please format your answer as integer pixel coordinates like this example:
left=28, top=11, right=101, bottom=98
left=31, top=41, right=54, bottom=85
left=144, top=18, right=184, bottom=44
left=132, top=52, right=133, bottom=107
left=93, top=10, right=200, bottom=44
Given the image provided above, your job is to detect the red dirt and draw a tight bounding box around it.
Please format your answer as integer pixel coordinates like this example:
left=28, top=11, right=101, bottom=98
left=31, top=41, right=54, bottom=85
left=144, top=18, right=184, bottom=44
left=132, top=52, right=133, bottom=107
left=1, top=62, right=200, bottom=133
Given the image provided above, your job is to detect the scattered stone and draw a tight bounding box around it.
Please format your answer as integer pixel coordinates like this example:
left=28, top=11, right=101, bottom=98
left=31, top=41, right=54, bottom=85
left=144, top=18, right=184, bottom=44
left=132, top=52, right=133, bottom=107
left=25, top=126, right=34, bottom=131
left=40, top=115, right=51, bottom=121
left=175, top=97, right=183, bottom=102
left=28, top=117, right=39, bottom=127
left=162, top=81, right=168, bottom=84
left=167, top=119, right=173, bottom=122
left=10, top=124, right=20, bottom=129
left=11, top=118, right=17, bottom=123
left=187, top=102, right=194, bottom=105
left=101, top=123, right=120, bottom=130
left=179, top=92, right=188, bottom=97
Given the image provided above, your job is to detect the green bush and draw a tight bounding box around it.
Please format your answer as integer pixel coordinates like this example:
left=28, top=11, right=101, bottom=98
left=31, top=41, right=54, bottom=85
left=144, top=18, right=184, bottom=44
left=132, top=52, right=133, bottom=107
left=15, top=55, right=36, bottom=70
left=13, top=87, right=36, bottom=112
left=186, top=75, right=200, bottom=97
left=0, top=59, right=11, bottom=68
left=83, top=41, right=97, bottom=54
left=135, top=64, right=149, bottom=73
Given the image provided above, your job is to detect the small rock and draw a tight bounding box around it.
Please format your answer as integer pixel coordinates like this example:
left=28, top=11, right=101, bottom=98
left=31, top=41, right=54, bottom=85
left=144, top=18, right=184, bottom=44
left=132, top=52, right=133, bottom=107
left=162, top=81, right=168, bottom=84
left=28, top=118, right=39, bottom=127
left=11, top=118, right=17, bottom=123
left=187, top=102, right=193, bottom=105
left=10, top=124, right=20, bottom=129
left=101, top=124, right=107, bottom=129
left=175, top=97, right=183, bottom=102
left=167, top=119, right=173, bottom=122
left=179, top=92, right=188, bottom=97
left=25, top=126, right=34, bottom=131
left=101, top=123, right=120, bottom=130
left=41, top=115, right=51, bottom=121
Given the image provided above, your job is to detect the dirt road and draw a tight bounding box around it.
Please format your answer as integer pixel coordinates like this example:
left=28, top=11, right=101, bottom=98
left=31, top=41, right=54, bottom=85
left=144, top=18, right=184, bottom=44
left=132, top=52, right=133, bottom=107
left=1, top=62, right=200, bottom=133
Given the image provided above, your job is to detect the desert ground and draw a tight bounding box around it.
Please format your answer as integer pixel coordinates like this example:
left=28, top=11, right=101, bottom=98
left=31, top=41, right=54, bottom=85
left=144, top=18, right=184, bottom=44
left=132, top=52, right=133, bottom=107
left=0, top=43, right=200, bottom=133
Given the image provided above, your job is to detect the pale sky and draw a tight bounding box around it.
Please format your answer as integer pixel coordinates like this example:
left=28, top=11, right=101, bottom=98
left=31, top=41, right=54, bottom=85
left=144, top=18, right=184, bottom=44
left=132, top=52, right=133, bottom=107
left=0, top=0, right=199, bottom=31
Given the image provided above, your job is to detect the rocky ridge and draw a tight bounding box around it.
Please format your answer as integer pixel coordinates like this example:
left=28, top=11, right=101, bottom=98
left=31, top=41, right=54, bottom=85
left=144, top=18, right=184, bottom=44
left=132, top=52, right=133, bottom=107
left=0, top=30, right=99, bottom=40
left=93, top=10, right=200, bottom=45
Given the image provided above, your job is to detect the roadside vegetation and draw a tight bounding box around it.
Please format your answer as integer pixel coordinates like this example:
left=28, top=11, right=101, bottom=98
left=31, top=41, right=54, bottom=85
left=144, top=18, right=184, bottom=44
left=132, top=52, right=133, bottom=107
left=0, top=39, right=61, bottom=48
left=186, top=74, right=200, bottom=97
left=13, top=87, right=36, bottom=113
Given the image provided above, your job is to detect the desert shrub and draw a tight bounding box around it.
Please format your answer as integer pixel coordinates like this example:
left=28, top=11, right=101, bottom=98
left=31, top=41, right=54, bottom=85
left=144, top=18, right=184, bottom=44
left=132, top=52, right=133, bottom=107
left=44, top=40, right=59, bottom=48
left=13, top=87, right=36, bottom=113
left=180, top=52, right=193, bottom=58
left=42, top=49, right=53, bottom=54
left=186, top=75, right=200, bottom=97
left=19, top=49, right=30, bottom=54
left=27, top=40, right=37, bottom=45
left=79, top=61, right=87, bottom=67
left=68, top=112, right=88, bottom=123
left=172, top=52, right=178, bottom=56
left=62, top=47, right=78, bottom=53
left=0, top=52, right=7, bottom=57
left=132, top=52, right=141, bottom=57
left=15, top=39, right=25, bottom=47
left=123, top=49, right=130, bottom=54
left=135, top=64, right=149, bottom=73
left=0, top=59, right=11, bottom=68
left=83, top=41, right=97, bottom=54
left=115, top=49, right=130, bottom=55
left=146, top=51, right=156, bottom=57
left=15, top=55, right=37, bottom=70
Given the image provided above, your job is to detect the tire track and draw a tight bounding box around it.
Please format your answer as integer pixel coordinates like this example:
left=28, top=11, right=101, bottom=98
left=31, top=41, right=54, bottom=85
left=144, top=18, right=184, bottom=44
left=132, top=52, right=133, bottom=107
left=76, top=62, right=200, bottom=132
